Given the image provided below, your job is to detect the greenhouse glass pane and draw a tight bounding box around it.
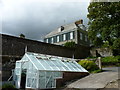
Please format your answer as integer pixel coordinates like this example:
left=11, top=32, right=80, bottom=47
left=60, top=61, right=72, bottom=71
left=46, top=77, right=53, bottom=88
left=54, top=72, right=62, bottom=78
left=74, top=62, right=83, bottom=70
left=28, top=62, right=32, bottom=70
left=15, top=68, right=21, bottom=75
left=39, top=71, right=46, bottom=89
left=48, top=61, right=60, bottom=71
left=70, top=62, right=80, bottom=71
left=73, top=61, right=88, bottom=72
left=46, top=72, right=54, bottom=88
left=65, top=62, right=76, bottom=71
left=38, top=60, right=53, bottom=70
left=26, top=78, right=31, bottom=87
left=52, top=79, right=56, bottom=88
left=22, top=61, right=29, bottom=69
left=54, top=60, right=65, bottom=71
left=16, top=62, right=21, bottom=68
left=21, top=55, right=28, bottom=61
left=31, top=78, right=37, bottom=88
left=28, top=55, right=45, bottom=70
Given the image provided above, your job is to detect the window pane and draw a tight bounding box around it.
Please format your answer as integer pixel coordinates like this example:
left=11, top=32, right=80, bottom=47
left=51, top=38, right=54, bottom=43
left=57, top=36, right=59, bottom=42
left=46, top=39, right=48, bottom=43
left=68, top=33, right=70, bottom=40
left=85, top=35, right=87, bottom=42
left=80, top=33, right=83, bottom=40
left=70, top=32, right=73, bottom=39
left=63, top=34, right=66, bottom=41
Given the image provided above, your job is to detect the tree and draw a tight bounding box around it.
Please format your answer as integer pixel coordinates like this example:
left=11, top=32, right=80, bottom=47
left=64, top=41, right=76, bottom=48
left=19, top=33, right=25, bottom=38
left=87, top=2, right=120, bottom=55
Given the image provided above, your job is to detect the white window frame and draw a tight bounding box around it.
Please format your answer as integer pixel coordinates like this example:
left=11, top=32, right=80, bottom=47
left=63, top=34, right=66, bottom=41
left=57, top=36, right=59, bottom=42
left=80, top=33, right=83, bottom=40
left=70, top=32, right=73, bottom=40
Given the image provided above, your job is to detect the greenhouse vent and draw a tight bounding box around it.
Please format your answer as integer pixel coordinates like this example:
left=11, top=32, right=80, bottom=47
left=13, top=52, right=89, bottom=89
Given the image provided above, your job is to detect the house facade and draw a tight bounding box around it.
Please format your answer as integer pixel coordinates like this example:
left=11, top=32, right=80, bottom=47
left=44, top=19, right=90, bottom=46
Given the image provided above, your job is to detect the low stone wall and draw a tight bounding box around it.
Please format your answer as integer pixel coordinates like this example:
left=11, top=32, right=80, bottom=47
left=90, top=47, right=113, bottom=57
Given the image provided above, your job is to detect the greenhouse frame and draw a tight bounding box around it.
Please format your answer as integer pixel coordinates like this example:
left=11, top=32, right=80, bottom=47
left=13, top=52, right=88, bottom=89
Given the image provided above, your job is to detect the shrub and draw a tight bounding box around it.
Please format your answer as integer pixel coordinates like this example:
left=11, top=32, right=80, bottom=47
left=101, top=56, right=120, bottom=66
left=2, top=84, right=15, bottom=89
left=64, top=41, right=76, bottom=48
left=78, top=60, right=99, bottom=72
left=91, top=69, right=103, bottom=73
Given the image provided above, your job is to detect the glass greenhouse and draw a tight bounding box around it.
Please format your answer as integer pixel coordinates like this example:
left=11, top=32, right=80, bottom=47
left=13, top=52, right=88, bottom=89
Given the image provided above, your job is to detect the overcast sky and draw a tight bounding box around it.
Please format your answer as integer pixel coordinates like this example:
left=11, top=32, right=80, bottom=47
left=1, top=0, right=90, bottom=41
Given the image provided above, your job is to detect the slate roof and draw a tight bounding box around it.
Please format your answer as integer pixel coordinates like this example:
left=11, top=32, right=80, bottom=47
left=45, top=23, right=78, bottom=38
left=44, top=21, right=86, bottom=38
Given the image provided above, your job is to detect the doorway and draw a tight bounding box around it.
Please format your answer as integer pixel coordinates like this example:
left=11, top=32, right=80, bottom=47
left=20, top=70, right=26, bottom=89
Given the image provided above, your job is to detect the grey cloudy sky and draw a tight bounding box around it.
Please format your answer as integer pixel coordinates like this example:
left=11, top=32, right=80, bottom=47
left=1, top=0, right=90, bottom=41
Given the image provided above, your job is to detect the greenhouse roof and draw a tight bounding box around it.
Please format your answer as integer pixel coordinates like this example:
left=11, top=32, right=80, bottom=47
left=21, top=52, right=88, bottom=72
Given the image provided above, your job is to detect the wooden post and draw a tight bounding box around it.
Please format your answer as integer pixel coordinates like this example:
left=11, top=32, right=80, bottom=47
left=98, top=57, right=102, bottom=70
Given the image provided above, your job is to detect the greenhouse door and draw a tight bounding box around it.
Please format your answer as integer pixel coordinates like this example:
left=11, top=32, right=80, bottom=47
left=20, top=73, right=26, bottom=89
left=15, top=61, right=22, bottom=89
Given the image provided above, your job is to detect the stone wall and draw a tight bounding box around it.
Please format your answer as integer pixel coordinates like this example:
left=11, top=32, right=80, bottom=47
left=1, top=34, right=90, bottom=59
left=2, top=34, right=74, bottom=58
left=90, top=47, right=113, bottom=57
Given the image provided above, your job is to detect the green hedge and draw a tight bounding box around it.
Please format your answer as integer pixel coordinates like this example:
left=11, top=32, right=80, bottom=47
left=101, top=56, right=120, bottom=66
left=78, top=60, right=99, bottom=72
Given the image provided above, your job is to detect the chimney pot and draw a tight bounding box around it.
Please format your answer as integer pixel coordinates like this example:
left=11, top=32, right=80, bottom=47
left=61, top=26, right=64, bottom=31
left=75, top=19, right=83, bottom=26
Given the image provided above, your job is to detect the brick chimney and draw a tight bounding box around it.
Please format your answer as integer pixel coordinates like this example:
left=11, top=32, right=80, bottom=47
left=61, top=26, right=64, bottom=31
left=75, top=19, right=83, bottom=26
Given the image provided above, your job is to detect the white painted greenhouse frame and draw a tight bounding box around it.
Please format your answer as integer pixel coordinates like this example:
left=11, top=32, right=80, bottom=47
left=13, top=52, right=88, bottom=89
